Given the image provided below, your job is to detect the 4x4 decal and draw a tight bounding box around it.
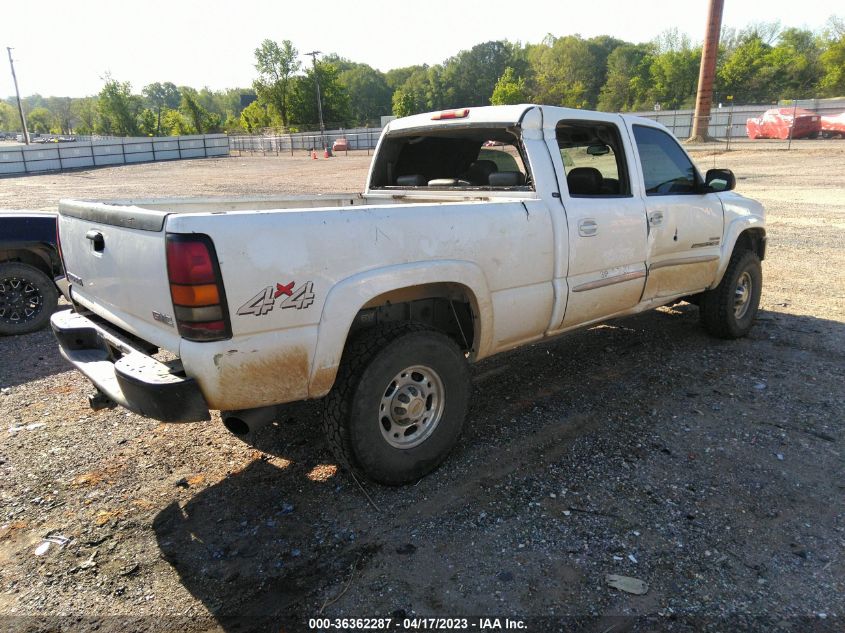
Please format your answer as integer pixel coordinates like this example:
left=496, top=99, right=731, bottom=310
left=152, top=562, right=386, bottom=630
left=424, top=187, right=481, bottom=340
left=237, top=281, right=315, bottom=316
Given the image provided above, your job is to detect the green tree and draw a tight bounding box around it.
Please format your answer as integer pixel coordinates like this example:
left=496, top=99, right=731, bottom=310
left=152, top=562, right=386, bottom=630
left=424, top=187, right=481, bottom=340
left=218, top=87, right=251, bottom=118
left=21, top=94, right=47, bottom=113
left=441, top=40, right=516, bottom=107
left=180, top=88, right=221, bottom=133
left=71, top=97, right=98, bottom=135
left=717, top=33, right=775, bottom=102
left=97, top=77, right=139, bottom=136
left=240, top=101, right=272, bottom=132
left=393, top=66, right=440, bottom=115
left=391, top=88, right=418, bottom=117
left=161, top=108, right=192, bottom=135
left=818, top=21, right=845, bottom=96
left=0, top=101, right=20, bottom=132
left=253, top=39, right=300, bottom=128
left=223, top=112, right=245, bottom=133
left=597, top=44, right=651, bottom=111
left=764, top=28, right=823, bottom=99
left=641, top=30, right=701, bottom=110
left=142, top=82, right=180, bottom=135
left=528, top=35, right=601, bottom=108
left=27, top=107, right=55, bottom=133
left=46, top=97, right=74, bottom=134
left=490, top=67, right=528, bottom=105
left=288, top=61, right=350, bottom=127
left=385, top=66, right=423, bottom=91
left=138, top=108, right=157, bottom=136
left=338, top=63, right=392, bottom=124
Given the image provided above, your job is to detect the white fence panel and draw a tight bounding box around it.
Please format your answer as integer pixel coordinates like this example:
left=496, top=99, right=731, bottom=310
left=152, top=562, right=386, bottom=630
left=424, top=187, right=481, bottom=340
left=0, top=150, right=26, bottom=174
left=1, top=133, right=231, bottom=176
left=94, top=154, right=124, bottom=166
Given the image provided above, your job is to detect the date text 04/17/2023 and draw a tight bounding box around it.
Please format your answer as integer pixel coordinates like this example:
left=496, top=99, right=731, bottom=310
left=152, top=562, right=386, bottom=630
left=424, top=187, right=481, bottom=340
left=307, top=617, right=527, bottom=630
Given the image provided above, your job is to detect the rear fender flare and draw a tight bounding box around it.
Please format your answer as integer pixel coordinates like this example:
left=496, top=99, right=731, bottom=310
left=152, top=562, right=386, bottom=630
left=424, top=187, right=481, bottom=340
left=308, top=260, right=492, bottom=397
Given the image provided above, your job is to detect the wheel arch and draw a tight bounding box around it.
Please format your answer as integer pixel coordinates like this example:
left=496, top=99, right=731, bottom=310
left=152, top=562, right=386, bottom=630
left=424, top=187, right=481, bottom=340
left=308, top=260, right=493, bottom=398
left=713, top=220, right=766, bottom=288
left=0, top=245, right=55, bottom=277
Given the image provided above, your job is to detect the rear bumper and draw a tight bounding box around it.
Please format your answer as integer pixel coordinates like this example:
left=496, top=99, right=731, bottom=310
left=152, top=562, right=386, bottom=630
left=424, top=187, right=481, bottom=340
left=50, top=309, right=210, bottom=422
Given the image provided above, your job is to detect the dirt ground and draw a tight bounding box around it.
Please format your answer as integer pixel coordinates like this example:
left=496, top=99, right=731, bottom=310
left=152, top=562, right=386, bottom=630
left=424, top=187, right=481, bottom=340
left=0, top=144, right=843, bottom=632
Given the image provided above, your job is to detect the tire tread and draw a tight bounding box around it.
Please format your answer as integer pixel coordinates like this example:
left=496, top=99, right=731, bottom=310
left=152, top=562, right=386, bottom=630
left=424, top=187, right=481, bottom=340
left=0, top=262, right=58, bottom=336
left=322, top=322, right=432, bottom=475
left=700, top=249, right=760, bottom=339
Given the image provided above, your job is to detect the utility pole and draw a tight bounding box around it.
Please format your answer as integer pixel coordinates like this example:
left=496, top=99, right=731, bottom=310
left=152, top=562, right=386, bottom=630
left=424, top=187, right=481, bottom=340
left=6, top=47, right=30, bottom=145
left=304, top=50, right=326, bottom=151
left=688, top=0, right=724, bottom=143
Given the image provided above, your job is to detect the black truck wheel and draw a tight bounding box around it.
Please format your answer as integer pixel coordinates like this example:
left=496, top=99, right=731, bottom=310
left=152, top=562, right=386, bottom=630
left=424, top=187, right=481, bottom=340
left=323, top=322, right=470, bottom=485
left=699, top=250, right=762, bottom=339
left=0, top=262, right=59, bottom=335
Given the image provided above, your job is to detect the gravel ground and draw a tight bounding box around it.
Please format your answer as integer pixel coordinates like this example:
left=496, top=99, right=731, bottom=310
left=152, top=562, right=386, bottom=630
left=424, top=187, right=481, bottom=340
left=0, top=143, right=843, bottom=632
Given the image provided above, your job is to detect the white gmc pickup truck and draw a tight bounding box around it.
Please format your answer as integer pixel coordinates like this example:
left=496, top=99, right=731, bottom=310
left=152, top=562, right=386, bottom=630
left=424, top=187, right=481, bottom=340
left=51, top=105, right=766, bottom=484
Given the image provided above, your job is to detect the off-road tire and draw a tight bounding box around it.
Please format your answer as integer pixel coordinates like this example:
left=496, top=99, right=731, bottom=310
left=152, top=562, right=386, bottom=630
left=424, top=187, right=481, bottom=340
left=0, top=262, right=58, bottom=336
left=699, top=250, right=762, bottom=339
left=322, top=322, right=470, bottom=485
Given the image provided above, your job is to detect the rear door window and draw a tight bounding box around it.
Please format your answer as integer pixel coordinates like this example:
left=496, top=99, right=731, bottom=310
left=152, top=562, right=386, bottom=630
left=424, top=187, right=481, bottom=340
left=556, top=120, right=630, bottom=197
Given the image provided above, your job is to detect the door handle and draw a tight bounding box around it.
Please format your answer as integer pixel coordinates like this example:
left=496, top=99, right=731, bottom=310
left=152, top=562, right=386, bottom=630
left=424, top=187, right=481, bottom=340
left=649, top=211, right=664, bottom=226
left=85, top=229, right=105, bottom=252
left=578, top=219, right=598, bottom=237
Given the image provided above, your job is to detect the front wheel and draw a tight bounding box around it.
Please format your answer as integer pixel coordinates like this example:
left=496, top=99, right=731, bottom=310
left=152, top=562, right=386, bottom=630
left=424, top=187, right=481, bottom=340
left=323, top=323, right=470, bottom=485
left=0, top=262, right=59, bottom=336
left=699, top=250, right=762, bottom=339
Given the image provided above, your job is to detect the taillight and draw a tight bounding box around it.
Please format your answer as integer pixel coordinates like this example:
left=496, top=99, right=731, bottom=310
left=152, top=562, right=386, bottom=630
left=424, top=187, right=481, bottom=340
left=166, top=234, right=231, bottom=342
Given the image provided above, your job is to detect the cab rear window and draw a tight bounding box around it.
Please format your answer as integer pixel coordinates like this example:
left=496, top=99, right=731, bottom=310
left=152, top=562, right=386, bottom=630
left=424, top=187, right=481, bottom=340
left=369, top=127, right=532, bottom=191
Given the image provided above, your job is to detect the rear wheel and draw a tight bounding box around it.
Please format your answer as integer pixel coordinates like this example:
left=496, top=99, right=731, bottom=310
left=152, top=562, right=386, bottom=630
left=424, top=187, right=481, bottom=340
left=323, top=323, right=470, bottom=485
left=699, top=250, right=762, bottom=339
left=0, top=262, right=58, bottom=335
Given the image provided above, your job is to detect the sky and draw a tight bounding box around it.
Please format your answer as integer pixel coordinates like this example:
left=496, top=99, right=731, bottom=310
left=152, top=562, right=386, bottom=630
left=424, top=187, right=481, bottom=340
left=3, top=0, right=843, bottom=98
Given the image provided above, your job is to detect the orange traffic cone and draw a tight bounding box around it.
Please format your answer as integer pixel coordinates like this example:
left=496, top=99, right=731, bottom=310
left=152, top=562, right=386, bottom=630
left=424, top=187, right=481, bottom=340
left=311, top=149, right=317, bottom=160
left=324, top=147, right=330, bottom=158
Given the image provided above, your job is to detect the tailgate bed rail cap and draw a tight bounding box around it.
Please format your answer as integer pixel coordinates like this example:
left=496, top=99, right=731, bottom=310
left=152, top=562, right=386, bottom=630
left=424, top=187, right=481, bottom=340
left=58, top=199, right=168, bottom=232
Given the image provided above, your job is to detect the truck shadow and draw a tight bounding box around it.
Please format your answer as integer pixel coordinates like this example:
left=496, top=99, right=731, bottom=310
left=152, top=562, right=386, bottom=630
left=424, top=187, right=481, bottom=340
left=0, top=322, right=71, bottom=388
left=152, top=305, right=844, bottom=631
left=153, top=457, right=367, bottom=632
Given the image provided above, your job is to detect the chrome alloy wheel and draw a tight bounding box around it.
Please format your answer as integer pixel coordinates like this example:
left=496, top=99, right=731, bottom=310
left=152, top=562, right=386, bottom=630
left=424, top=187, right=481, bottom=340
left=0, top=276, right=42, bottom=325
left=733, top=271, right=753, bottom=319
left=379, top=365, right=445, bottom=449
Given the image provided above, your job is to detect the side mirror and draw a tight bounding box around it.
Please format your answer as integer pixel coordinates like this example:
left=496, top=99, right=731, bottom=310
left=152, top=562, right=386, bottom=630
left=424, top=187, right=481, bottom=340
left=704, top=168, right=736, bottom=192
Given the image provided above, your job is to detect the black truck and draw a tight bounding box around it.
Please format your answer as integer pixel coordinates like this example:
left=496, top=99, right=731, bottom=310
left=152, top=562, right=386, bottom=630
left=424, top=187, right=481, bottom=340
left=0, top=212, right=63, bottom=335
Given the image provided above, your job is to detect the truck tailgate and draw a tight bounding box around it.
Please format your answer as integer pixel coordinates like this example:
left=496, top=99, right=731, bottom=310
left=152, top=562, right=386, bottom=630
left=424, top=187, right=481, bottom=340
left=58, top=200, right=181, bottom=352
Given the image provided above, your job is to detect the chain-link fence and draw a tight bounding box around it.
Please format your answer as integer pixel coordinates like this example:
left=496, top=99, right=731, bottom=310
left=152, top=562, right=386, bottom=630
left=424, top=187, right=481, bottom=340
left=228, top=98, right=845, bottom=157
left=229, top=127, right=382, bottom=157
left=633, top=97, right=845, bottom=149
